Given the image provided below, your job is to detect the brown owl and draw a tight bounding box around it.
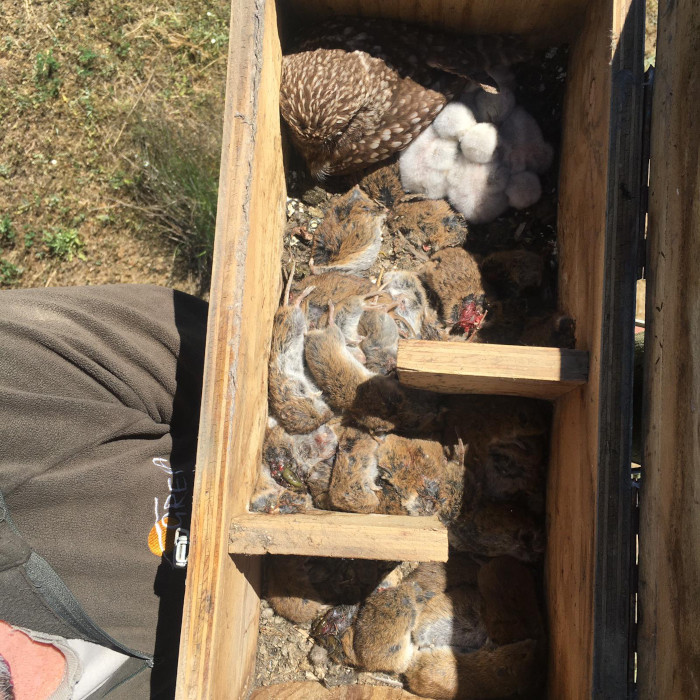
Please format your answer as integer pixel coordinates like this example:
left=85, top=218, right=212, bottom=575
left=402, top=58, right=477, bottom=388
left=280, top=16, right=528, bottom=178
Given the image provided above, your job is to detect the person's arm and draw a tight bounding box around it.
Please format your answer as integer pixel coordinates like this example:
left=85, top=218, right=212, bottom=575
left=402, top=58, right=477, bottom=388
left=0, top=621, right=66, bottom=700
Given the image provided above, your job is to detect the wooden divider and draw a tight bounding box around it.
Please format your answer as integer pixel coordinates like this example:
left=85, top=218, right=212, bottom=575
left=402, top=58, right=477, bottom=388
left=230, top=512, right=449, bottom=561
left=396, top=340, right=588, bottom=398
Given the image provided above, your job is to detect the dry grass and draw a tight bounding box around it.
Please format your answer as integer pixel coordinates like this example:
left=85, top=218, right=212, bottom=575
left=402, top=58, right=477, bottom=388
left=645, top=0, right=658, bottom=68
left=0, top=0, right=229, bottom=295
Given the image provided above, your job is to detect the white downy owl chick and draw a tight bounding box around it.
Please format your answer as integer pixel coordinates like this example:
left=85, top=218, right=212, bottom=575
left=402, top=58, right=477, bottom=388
left=500, top=106, right=555, bottom=174
left=506, top=171, right=543, bottom=210
left=431, top=101, right=478, bottom=141
left=475, top=87, right=516, bottom=124
left=459, top=122, right=500, bottom=164
left=399, top=126, right=459, bottom=199
left=446, top=157, right=510, bottom=224
left=473, top=67, right=517, bottom=124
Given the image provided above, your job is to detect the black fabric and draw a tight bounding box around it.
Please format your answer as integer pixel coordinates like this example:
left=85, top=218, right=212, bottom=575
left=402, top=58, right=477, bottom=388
left=0, top=284, right=208, bottom=698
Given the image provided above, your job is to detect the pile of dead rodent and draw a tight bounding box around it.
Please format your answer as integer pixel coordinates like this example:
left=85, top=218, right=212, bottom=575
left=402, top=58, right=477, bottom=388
left=250, top=15, right=572, bottom=700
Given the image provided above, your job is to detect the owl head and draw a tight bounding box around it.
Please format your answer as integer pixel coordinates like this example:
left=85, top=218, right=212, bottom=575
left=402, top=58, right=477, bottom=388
left=280, top=49, right=384, bottom=178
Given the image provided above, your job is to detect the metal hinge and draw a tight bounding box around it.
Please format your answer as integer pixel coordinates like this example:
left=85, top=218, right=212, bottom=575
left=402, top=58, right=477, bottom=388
left=637, top=66, right=655, bottom=279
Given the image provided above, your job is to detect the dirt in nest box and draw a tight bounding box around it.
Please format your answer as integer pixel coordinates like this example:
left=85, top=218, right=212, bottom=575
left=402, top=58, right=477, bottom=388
left=254, top=600, right=403, bottom=690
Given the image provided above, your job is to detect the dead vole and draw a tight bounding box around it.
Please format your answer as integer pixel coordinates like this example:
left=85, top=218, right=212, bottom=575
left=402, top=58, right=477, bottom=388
left=358, top=160, right=405, bottom=210
left=479, top=249, right=545, bottom=298
left=449, top=501, right=545, bottom=562
left=376, top=434, right=463, bottom=519
left=358, top=308, right=400, bottom=375
left=388, top=199, right=469, bottom=255
left=293, top=271, right=378, bottom=330
left=419, top=247, right=487, bottom=336
left=328, top=426, right=383, bottom=514
left=382, top=270, right=430, bottom=339
left=305, top=300, right=375, bottom=413
left=269, top=282, right=333, bottom=434
left=310, top=186, right=387, bottom=275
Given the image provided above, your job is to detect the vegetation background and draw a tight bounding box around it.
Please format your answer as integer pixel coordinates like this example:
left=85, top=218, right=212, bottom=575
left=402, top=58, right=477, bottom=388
left=0, top=0, right=658, bottom=299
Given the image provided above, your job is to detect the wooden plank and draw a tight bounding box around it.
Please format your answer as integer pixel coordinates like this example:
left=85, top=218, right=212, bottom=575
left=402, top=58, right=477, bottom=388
left=282, top=0, right=588, bottom=44
left=175, top=1, right=286, bottom=698
left=230, top=512, right=449, bottom=561
left=591, top=0, right=644, bottom=694
left=396, top=340, right=588, bottom=398
left=638, top=0, right=700, bottom=696
left=544, top=0, right=636, bottom=696
left=250, top=681, right=425, bottom=699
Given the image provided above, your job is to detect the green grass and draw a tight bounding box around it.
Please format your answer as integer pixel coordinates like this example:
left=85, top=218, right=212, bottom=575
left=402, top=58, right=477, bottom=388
left=0, top=259, right=22, bottom=285
left=130, top=115, right=219, bottom=293
left=34, top=50, right=61, bottom=100
left=42, top=227, right=87, bottom=261
left=76, top=46, right=100, bottom=77
left=0, top=215, right=15, bottom=244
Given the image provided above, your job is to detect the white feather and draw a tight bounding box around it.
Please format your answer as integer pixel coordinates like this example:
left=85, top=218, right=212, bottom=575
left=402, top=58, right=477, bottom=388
left=431, top=102, right=478, bottom=140
left=446, top=157, right=510, bottom=224
left=459, top=123, right=500, bottom=164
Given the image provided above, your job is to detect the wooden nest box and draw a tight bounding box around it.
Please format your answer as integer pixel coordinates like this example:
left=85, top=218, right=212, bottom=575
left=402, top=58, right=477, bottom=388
left=176, top=0, right=699, bottom=697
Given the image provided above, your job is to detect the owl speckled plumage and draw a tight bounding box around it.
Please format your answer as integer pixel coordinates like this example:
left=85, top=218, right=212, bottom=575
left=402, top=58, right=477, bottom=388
left=280, top=17, right=528, bottom=178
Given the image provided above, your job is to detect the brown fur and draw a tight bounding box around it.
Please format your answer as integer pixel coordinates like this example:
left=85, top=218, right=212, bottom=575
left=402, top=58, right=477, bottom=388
left=328, top=426, right=382, bottom=513
left=305, top=318, right=374, bottom=412
left=405, top=640, right=539, bottom=699
left=352, top=581, right=424, bottom=673
left=269, top=299, right=334, bottom=434
left=311, top=187, right=387, bottom=274
left=519, top=311, right=576, bottom=348
left=358, top=308, right=400, bottom=375
left=477, top=557, right=544, bottom=645
left=376, top=434, right=463, bottom=517
left=449, top=502, right=545, bottom=562
left=358, top=161, right=404, bottom=209
left=349, top=374, right=443, bottom=435
left=389, top=199, right=469, bottom=254
left=479, top=249, right=544, bottom=295
left=419, top=247, right=486, bottom=327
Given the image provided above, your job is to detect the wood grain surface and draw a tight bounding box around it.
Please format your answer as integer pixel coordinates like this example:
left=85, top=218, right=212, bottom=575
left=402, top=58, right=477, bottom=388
left=591, top=0, right=644, bottom=693
left=230, top=512, right=449, bottom=561
left=280, top=0, right=588, bottom=44
left=175, top=0, right=286, bottom=698
left=638, top=0, right=700, bottom=696
left=396, top=340, right=588, bottom=398
left=545, top=0, right=638, bottom=696
left=250, top=681, right=425, bottom=699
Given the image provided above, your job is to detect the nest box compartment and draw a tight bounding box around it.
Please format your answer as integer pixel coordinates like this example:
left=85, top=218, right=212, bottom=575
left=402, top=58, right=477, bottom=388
left=176, top=0, right=645, bottom=697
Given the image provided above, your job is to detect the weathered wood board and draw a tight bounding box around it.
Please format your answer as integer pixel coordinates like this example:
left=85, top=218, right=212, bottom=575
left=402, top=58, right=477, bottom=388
left=250, top=681, right=425, bottom=699
left=280, top=0, right=588, bottom=43
left=396, top=340, right=588, bottom=398
left=229, top=512, right=449, bottom=561
left=546, top=0, right=642, bottom=696
left=175, top=1, right=286, bottom=698
left=638, top=0, right=700, bottom=696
